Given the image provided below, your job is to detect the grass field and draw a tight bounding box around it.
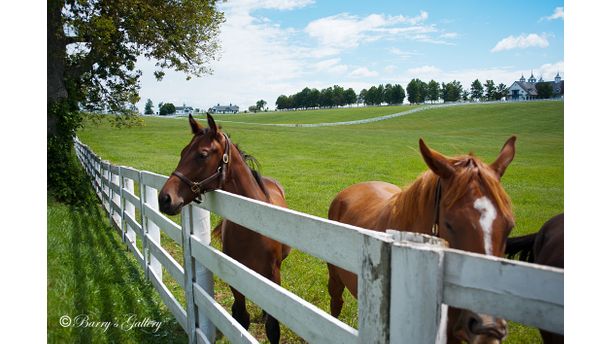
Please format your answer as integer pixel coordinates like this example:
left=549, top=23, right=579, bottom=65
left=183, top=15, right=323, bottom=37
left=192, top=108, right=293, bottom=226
left=195, top=104, right=422, bottom=124
left=48, top=197, right=187, bottom=343
left=68, top=101, right=562, bottom=343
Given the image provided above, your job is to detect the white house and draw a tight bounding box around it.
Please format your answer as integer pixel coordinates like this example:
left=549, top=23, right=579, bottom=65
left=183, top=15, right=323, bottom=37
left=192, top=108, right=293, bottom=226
left=175, top=105, right=194, bottom=115
left=508, top=72, right=564, bottom=101
left=208, top=103, right=240, bottom=114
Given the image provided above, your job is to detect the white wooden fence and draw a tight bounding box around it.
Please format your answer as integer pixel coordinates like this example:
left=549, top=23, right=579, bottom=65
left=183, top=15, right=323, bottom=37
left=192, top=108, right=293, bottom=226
left=73, top=137, right=563, bottom=343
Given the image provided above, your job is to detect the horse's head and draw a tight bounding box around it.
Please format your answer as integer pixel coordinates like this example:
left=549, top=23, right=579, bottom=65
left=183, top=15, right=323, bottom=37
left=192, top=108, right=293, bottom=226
left=159, top=114, right=230, bottom=215
left=419, top=136, right=517, bottom=343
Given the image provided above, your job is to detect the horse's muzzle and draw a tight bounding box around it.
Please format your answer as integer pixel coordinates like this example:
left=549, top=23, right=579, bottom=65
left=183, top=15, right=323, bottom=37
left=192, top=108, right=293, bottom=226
left=158, top=191, right=184, bottom=215
left=454, top=310, right=507, bottom=344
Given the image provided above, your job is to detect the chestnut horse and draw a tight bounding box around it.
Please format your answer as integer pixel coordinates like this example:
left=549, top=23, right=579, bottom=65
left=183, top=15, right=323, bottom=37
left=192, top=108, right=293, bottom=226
left=158, top=114, right=290, bottom=344
left=327, top=137, right=517, bottom=344
left=506, top=213, right=564, bottom=344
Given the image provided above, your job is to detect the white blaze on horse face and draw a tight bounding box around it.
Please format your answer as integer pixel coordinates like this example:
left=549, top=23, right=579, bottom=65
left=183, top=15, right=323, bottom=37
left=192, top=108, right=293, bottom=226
left=473, top=196, right=497, bottom=255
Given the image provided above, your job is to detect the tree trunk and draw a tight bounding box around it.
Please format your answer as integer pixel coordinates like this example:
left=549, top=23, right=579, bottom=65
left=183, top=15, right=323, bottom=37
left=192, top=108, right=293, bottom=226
left=47, top=0, right=67, bottom=136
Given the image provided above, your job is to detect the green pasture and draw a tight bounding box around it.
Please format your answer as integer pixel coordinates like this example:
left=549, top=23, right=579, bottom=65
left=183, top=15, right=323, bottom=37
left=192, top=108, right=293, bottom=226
left=68, top=101, right=562, bottom=343
left=196, top=104, right=421, bottom=124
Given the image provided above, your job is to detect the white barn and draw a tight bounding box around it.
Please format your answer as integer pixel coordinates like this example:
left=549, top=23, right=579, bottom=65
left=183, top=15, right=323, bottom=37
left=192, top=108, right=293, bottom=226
left=508, top=72, right=564, bottom=101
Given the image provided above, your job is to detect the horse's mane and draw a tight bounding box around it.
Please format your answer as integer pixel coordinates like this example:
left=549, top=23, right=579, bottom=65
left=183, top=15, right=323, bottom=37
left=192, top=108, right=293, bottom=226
left=198, top=128, right=270, bottom=200
left=233, top=143, right=271, bottom=201
left=392, top=155, right=513, bottom=223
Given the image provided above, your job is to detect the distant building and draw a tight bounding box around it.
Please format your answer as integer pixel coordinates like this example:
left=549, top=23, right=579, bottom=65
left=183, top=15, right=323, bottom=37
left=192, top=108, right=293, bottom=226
left=175, top=105, right=194, bottom=115
left=508, top=71, right=564, bottom=101
left=208, top=103, right=239, bottom=114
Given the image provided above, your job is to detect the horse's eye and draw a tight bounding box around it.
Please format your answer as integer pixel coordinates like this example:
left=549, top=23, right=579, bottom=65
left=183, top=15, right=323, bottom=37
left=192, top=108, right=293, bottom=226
left=199, top=151, right=209, bottom=159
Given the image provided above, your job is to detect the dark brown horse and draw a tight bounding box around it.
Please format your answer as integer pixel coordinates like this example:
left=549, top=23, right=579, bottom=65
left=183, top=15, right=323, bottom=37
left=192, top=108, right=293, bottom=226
left=327, top=137, right=518, bottom=344
left=506, top=213, right=564, bottom=344
left=158, top=114, right=290, bottom=344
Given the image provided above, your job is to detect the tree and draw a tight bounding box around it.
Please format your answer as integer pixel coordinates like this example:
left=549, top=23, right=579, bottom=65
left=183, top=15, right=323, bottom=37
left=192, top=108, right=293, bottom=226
left=144, top=99, right=154, bottom=114
left=461, top=90, right=470, bottom=101
left=484, top=80, right=496, bottom=101
left=344, top=88, right=357, bottom=106
left=159, top=103, right=176, bottom=116
left=256, top=99, right=267, bottom=111
left=442, top=80, right=463, bottom=102
left=383, top=84, right=405, bottom=105
left=470, top=79, right=484, bottom=101
left=248, top=105, right=258, bottom=112
left=332, top=85, right=346, bottom=107
left=536, top=82, right=554, bottom=99
left=495, top=83, right=509, bottom=100
left=427, top=80, right=440, bottom=103
left=48, top=0, right=223, bottom=202
left=276, top=95, right=289, bottom=110
left=358, top=89, right=368, bottom=105
left=406, top=79, right=428, bottom=104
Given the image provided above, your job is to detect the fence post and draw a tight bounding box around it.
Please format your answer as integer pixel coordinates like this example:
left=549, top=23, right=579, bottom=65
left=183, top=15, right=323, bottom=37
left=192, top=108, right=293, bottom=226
left=185, top=204, right=215, bottom=343
left=143, top=184, right=162, bottom=279
left=111, top=171, right=121, bottom=226
left=123, top=175, right=136, bottom=245
left=386, top=230, right=447, bottom=344
left=358, top=234, right=393, bottom=344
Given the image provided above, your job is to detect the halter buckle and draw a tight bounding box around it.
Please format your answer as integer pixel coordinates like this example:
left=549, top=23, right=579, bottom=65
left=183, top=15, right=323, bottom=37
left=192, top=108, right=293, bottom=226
left=432, top=223, right=439, bottom=236
left=222, top=153, right=229, bottom=164
left=191, top=185, right=201, bottom=194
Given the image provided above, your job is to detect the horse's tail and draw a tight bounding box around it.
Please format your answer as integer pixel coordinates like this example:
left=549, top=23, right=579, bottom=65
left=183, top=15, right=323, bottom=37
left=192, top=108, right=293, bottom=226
left=505, top=233, right=537, bottom=263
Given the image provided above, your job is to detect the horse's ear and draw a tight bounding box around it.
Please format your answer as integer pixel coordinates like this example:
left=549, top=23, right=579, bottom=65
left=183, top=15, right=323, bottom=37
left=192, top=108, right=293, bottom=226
left=188, top=114, right=204, bottom=135
left=207, top=113, right=218, bottom=138
left=490, top=136, right=516, bottom=179
left=419, top=139, right=454, bottom=179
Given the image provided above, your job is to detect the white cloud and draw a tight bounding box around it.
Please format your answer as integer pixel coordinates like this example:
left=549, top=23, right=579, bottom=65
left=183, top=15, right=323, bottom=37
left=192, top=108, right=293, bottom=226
left=349, top=67, right=379, bottom=78
left=137, top=1, right=310, bottom=111
left=407, top=65, right=442, bottom=76
left=491, top=33, right=549, bottom=52
left=389, top=47, right=420, bottom=59
left=313, top=58, right=348, bottom=74
left=384, top=65, right=398, bottom=73
left=304, top=11, right=449, bottom=51
left=541, top=7, right=564, bottom=21
left=439, top=32, right=459, bottom=39
left=229, top=0, right=314, bottom=12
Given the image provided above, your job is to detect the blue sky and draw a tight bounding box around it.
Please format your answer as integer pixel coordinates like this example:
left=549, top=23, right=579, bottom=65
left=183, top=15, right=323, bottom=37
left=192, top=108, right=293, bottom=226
left=136, top=0, right=564, bottom=111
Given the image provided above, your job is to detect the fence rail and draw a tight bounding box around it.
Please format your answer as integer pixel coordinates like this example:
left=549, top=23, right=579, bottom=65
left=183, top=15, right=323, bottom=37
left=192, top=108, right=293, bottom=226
left=73, top=137, right=563, bottom=343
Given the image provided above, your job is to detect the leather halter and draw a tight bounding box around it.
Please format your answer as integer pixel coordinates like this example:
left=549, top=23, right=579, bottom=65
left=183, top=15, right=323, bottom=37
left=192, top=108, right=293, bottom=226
left=431, top=178, right=442, bottom=237
left=171, top=133, right=231, bottom=203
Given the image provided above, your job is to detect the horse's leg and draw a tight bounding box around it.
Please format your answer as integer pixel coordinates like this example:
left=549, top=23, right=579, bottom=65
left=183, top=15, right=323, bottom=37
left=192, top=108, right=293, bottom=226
left=264, top=262, right=281, bottom=344
left=327, top=263, right=345, bottom=318
left=230, top=287, right=250, bottom=330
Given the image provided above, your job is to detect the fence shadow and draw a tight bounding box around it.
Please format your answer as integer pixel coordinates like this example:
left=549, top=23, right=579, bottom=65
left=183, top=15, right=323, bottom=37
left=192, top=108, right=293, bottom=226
left=48, top=198, right=187, bottom=343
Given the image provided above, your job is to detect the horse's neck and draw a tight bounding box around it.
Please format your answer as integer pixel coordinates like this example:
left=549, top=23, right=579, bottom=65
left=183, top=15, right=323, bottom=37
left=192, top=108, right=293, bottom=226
left=384, top=176, right=436, bottom=233
left=223, top=145, right=267, bottom=202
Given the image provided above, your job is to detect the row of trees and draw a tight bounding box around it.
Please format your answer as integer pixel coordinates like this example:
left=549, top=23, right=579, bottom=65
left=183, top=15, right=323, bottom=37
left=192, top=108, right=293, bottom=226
left=275, top=79, right=513, bottom=111
left=358, top=84, right=406, bottom=106
left=406, top=79, right=510, bottom=103
left=276, top=85, right=357, bottom=110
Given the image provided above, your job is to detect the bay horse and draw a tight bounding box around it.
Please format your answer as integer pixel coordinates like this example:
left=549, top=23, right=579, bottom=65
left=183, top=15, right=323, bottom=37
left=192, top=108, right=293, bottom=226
left=327, top=137, right=518, bottom=344
left=506, top=213, right=564, bottom=344
left=158, top=114, right=290, bottom=344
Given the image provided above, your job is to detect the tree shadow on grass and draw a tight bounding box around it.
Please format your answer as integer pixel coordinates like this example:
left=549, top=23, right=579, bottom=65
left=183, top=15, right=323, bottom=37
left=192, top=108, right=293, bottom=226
left=56, top=199, right=187, bottom=343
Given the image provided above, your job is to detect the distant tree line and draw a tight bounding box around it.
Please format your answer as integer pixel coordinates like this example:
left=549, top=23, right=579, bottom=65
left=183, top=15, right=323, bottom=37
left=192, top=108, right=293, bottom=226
left=275, top=78, right=512, bottom=110
left=276, top=85, right=357, bottom=110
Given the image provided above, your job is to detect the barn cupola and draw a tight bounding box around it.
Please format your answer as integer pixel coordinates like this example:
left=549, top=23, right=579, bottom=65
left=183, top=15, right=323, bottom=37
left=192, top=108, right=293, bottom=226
left=555, top=72, right=561, bottom=83
left=519, top=74, right=526, bottom=82
left=528, top=70, right=537, bottom=83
